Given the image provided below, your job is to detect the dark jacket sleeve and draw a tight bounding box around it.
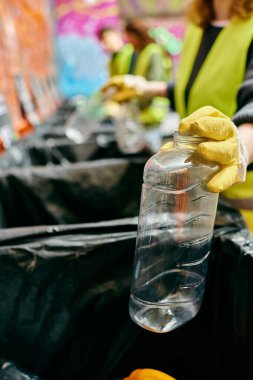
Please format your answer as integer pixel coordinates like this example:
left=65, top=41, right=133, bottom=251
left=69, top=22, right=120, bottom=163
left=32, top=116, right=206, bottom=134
left=166, top=81, right=175, bottom=110
left=232, top=40, right=253, bottom=126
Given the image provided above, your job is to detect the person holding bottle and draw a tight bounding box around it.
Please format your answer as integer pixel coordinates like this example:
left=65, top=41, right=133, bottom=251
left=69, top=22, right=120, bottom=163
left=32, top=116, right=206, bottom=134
left=121, top=18, right=172, bottom=128
left=102, top=0, right=253, bottom=232
left=101, top=19, right=172, bottom=153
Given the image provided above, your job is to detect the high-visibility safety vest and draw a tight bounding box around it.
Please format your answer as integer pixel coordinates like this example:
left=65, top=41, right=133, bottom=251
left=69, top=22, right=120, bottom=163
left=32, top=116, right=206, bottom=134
left=175, top=18, right=253, bottom=118
left=133, top=43, right=172, bottom=82
left=175, top=17, right=253, bottom=231
left=110, top=44, right=134, bottom=77
left=113, top=43, right=171, bottom=125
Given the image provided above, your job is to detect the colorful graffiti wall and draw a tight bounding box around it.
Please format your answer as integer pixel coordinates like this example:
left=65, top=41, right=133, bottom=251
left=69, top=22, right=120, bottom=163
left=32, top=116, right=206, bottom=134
left=54, top=0, right=186, bottom=98
left=55, top=0, right=120, bottom=97
left=118, top=0, right=185, bottom=17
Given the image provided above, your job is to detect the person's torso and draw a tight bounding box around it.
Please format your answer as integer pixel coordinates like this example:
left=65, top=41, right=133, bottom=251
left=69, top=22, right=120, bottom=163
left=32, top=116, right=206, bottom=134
left=110, top=44, right=134, bottom=76
left=175, top=17, right=253, bottom=118
left=114, top=42, right=171, bottom=81
left=115, top=43, right=171, bottom=126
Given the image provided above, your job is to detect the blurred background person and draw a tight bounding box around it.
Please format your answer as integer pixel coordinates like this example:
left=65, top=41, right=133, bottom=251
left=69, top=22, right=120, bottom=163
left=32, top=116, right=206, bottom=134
left=122, top=18, right=172, bottom=129
left=98, top=26, right=133, bottom=77
left=101, top=19, right=173, bottom=153
left=124, top=19, right=172, bottom=83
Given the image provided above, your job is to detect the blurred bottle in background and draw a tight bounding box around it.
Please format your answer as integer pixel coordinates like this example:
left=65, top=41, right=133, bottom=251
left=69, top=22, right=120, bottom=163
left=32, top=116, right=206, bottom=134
left=115, top=102, right=146, bottom=154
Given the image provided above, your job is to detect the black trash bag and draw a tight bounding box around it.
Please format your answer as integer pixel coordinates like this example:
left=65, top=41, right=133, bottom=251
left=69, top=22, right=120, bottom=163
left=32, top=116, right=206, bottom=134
left=0, top=361, right=42, bottom=380
left=197, top=227, right=253, bottom=380
left=0, top=131, right=124, bottom=168
left=36, top=128, right=68, bottom=140
left=0, top=212, right=252, bottom=380
left=110, top=223, right=253, bottom=380
left=24, top=138, right=101, bottom=166
left=20, top=122, right=149, bottom=167
left=0, top=105, right=79, bottom=170
left=0, top=219, right=139, bottom=380
left=0, top=158, right=145, bottom=228
left=44, top=100, right=76, bottom=128
left=24, top=135, right=142, bottom=166
left=215, top=201, right=248, bottom=231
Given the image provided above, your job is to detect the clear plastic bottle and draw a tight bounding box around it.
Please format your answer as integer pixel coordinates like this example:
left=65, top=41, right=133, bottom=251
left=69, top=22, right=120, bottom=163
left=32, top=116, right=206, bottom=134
left=115, top=102, right=145, bottom=154
left=129, top=132, right=219, bottom=333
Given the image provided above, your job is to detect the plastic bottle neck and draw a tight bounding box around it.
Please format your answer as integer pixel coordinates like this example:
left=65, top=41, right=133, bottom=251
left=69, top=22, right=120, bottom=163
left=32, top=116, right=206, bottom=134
left=174, top=132, right=205, bottom=151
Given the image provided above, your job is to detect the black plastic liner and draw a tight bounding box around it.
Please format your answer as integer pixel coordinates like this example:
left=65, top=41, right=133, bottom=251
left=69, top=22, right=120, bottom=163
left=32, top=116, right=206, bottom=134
left=0, top=215, right=251, bottom=380
left=0, top=219, right=138, bottom=380
left=0, top=119, right=124, bottom=169
left=0, top=360, right=41, bottom=379
left=0, top=158, right=145, bottom=228
left=0, top=102, right=252, bottom=379
left=0, top=130, right=133, bottom=168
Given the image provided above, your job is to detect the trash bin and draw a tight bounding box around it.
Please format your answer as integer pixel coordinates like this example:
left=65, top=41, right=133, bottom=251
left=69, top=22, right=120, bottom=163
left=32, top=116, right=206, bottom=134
left=0, top=158, right=145, bottom=228
left=0, top=219, right=139, bottom=380
left=0, top=360, right=42, bottom=380
left=0, top=212, right=251, bottom=380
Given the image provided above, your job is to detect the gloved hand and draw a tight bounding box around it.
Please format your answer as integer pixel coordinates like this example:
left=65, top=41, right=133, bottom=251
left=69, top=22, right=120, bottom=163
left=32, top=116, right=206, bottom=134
left=101, top=74, right=164, bottom=103
left=161, top=106, right=249, bottom=193
left=101, top=75, right=148, bottom=102
left=123, top=368, right=176, bottom=380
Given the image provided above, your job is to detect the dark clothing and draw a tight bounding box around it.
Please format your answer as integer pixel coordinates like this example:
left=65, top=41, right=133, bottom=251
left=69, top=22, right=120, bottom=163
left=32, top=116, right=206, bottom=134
left=185, top=24, right=223, bottom=106
left=128, top=51, right=139, bottom=75
left=233, top=56, right=253, bottom=125
left=128, top=50, right=165, bottom=81
left=167, top=80, right=176, bottom=110
left=168, top=23, right=253, bottom=126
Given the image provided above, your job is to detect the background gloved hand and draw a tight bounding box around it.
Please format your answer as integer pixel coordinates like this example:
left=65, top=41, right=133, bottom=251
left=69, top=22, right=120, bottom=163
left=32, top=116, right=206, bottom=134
left=123, top=368, right=176, bottom=380
left=101, top=74, right=164, bottom=103
left=162, top=106, right=249, bottom=193
left=101, top=75, right=148, bottom=102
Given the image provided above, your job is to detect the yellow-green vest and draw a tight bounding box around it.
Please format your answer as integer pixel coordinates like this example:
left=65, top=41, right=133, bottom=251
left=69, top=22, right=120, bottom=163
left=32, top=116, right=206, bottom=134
left=175, top=18, right=253, bottom=118
left=110, top=44, right=134, bottom=77
left=114, top=43, right=171, bottom=125
left=134, top=43, right=171, bottom=125
left=175, top=18, right=253, bottom=231
left=133, top=43, right=172, bottom=82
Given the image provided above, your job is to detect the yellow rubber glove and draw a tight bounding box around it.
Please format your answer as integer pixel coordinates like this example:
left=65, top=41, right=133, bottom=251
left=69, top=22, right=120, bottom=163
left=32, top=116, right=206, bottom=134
left=101, top=75, right=148, bottom=103
left=161, top=106, right=249, bottom=193
left=123, top=368, right=176, bottom=380
left=101, top=74, right=167, bottom=104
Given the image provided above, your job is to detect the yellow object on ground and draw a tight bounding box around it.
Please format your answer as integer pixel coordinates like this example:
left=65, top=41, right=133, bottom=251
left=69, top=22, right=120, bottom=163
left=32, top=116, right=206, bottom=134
left=123, top=368, right=176, bottom=380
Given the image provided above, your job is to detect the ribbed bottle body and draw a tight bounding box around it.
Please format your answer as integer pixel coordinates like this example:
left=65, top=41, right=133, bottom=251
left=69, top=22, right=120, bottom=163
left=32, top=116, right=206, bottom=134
left=129, top=134, right=219, bottom=333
